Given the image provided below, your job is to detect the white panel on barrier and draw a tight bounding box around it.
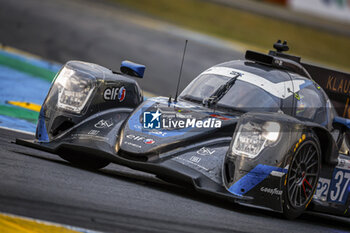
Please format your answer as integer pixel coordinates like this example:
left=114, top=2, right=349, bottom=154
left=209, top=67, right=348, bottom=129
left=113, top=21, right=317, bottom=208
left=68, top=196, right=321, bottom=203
left=289, top=0, right=350, bottom=23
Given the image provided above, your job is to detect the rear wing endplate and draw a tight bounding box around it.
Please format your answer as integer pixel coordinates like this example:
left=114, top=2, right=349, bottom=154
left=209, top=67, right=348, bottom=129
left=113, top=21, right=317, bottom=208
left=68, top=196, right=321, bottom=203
left=302, top=63, right=350, bottom=119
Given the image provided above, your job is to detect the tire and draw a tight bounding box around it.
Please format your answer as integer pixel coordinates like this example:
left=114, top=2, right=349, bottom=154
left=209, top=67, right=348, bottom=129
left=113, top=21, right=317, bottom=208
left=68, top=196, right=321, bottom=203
left=283, top=132, right=321, bottom=219
left=58, top=152, right=110, bottom=170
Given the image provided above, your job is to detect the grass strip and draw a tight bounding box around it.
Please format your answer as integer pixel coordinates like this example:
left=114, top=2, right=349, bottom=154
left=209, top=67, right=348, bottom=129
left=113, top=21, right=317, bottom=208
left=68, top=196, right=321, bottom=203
left=0, top=53, right=57, bottom=82
left=114, top=0, right=350, bottom=71
left=0, top=105, right=38, bottom=124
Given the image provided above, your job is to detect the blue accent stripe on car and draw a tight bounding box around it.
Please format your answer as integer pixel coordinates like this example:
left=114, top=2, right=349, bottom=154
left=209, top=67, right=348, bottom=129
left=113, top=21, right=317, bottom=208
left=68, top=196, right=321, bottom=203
left=120, top=60, right=145, bottom=78
left=128, top=100, right=154, bottom=130
left=36, top=108, right=49, bottom=142
left=228, top=164, right=287, bottom=196
left=299, top=80, right=313, bottom=90
left=333, top=116, right=350, bottom=130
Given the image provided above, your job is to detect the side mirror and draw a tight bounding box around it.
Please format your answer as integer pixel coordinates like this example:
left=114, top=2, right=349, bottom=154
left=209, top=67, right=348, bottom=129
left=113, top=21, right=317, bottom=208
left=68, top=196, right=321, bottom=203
left=120, top=60, right=145, bottom=78
left=333, top=116, right=350, bottom=130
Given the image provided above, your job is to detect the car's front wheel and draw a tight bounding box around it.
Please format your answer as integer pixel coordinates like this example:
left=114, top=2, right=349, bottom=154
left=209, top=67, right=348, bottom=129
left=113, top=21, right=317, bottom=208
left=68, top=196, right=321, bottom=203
left=283, top=132, right=321, bottom=219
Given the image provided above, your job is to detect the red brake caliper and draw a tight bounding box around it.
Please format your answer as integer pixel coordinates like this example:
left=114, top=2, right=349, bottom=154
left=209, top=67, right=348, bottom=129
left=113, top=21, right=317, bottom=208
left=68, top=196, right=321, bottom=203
left=302, top=174, right=313, bottom=198
left=301, top=172, right=307, bottom=197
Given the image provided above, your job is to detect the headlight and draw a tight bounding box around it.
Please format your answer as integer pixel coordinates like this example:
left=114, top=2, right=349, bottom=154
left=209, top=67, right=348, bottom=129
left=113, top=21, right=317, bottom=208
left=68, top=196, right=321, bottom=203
left=56, top=66, right=96, bottom=114
left=262, top=121, right=280, bottom=141
left=232, top=121, right=280, bottom=158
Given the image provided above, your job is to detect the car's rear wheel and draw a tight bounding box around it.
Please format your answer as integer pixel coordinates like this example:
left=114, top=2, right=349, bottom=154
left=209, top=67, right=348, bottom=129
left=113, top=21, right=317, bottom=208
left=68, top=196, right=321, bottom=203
left=283, top=132, right=321, bottom=219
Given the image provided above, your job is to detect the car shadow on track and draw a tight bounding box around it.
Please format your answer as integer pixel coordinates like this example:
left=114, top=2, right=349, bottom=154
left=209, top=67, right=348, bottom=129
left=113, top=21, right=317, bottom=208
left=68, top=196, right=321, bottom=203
left=13, top=146, right=350, bottom=231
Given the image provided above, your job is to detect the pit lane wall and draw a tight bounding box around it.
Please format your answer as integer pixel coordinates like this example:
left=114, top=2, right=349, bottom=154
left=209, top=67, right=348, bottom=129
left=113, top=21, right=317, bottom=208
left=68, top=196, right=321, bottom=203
left=289, top=0, right=350, bottom=23
left=260, top=0, right=350, bottom=23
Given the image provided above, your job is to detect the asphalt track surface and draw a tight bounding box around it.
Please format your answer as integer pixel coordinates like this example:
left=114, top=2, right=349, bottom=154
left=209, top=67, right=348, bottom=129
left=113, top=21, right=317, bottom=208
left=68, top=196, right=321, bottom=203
left=2, top=129, right=350, bottom=233
left=0, top=0, right=242, bottom=97
left=0, top=0, right=350, bottom=232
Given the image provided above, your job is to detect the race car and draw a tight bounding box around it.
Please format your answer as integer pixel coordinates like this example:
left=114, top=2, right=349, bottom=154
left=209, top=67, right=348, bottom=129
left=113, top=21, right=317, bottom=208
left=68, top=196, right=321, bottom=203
left=17, top=41, right=350, bottom=219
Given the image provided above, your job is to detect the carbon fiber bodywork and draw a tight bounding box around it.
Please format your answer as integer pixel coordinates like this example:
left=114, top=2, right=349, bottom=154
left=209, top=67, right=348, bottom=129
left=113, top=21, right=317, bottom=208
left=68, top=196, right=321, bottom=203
left=16, top=46, right=350, bottom=218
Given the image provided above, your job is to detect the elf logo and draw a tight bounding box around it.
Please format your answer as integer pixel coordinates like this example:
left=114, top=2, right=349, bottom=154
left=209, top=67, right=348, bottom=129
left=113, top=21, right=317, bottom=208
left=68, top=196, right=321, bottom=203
left=103, top=86, right=126, bottom=102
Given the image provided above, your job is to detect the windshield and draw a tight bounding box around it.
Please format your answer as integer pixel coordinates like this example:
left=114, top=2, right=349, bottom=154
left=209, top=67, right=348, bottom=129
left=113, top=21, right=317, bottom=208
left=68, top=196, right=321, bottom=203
left=180, top=73, right=281, bottom=112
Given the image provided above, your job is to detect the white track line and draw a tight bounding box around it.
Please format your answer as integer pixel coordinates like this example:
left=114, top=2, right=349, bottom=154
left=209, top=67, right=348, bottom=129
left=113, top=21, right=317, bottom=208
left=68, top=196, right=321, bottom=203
left=0, top=126, right=35, bottom=135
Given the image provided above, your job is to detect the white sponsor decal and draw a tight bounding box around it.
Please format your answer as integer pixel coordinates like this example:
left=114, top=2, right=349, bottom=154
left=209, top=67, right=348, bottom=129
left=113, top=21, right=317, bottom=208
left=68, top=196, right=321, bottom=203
left=329, top=170, right=350, bottom=203
left=270, top=170, right=286, bottom=177
left=174, top=157, right=209, bottom=171
left=149, top=129, right=167, bottom=137
left=103, top=86, right=126, bottom=101
left=197, top=147, right=215, bottom=156
left=337, top=158, right=350, bottom=171
left=189, top=156, right=201, bottom=163
left=94, top=119, right=113, bottom=129
left=260, top=187, right=283, bottom=195
left=126, top=134, right=155, bottom=144
left=315, top=178, right=331, bottom=202
left=88, top=130, right=99, bottom=135
left=201, top=67, right=305, bottom=99
left=126, top=134, right=145, bottom=141
left=124, top=141, right=141, bottom=148
left=71, top=133, right=107, bottom=141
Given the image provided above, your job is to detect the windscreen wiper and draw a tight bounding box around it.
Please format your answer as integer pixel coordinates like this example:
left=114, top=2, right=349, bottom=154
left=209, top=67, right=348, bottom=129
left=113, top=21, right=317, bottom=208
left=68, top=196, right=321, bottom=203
left=202, top=73, right=240, bottom=107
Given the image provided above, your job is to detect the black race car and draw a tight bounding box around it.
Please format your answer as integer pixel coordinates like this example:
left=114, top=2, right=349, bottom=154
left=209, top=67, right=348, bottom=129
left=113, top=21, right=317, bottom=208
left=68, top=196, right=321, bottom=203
left=17, top=41, right=350, bottom=219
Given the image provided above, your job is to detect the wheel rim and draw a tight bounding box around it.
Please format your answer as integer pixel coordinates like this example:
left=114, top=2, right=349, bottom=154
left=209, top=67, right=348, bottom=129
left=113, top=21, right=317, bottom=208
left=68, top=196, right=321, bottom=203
left=287, top=141, right=319, bottom=208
